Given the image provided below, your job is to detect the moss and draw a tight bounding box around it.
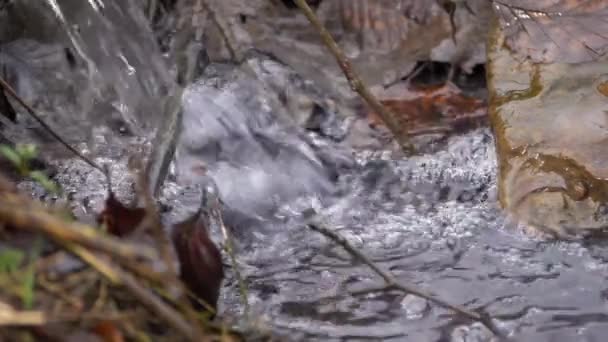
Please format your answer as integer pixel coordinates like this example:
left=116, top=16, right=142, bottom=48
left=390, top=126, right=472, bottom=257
left=486, top=16, right=543, bottom=207
left=487, top=14, right=608, bottom=235
left=519, top=153, right=608, bottom=204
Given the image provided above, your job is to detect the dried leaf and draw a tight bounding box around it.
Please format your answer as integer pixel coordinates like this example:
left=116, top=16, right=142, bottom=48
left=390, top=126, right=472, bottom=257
left=171, top=211, right=224, bottom=311
left=0, top=172, right=17, bottom=194
left=92, top=321, right=125, bottom=342
left=97, top=192, right=146, bottom=238
left=323, top=0, right=447, bottom=53
left=493, top=0, right=608, bottom=63
left=368, top=82, right=487, bottom=137
left=313, top=0, right=454, bottom=85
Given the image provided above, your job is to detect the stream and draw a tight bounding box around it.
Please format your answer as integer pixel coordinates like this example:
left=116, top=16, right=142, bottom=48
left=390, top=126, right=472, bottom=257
left=163, top=56, right=608, bottom=341
left=3, top=1, right=608, bottom=341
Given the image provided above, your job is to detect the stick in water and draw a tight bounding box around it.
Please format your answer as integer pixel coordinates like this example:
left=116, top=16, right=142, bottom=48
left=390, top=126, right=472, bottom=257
left=0, top=76, right=104, bottom=174
left=306, top=221, right=503, bottom=336
left=292, top=0, right=414, bottom=154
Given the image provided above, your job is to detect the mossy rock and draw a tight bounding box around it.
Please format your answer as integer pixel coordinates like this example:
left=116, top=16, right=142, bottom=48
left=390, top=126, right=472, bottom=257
left=487, top=18, right=608, bottom=238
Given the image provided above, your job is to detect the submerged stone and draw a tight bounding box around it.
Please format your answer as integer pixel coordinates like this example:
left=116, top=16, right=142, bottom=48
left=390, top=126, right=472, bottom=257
left=487, top=19, right=608, bottom=238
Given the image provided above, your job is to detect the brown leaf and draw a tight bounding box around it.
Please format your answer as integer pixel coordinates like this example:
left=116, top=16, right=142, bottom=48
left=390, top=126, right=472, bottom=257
left=0, top=173, right=23, bottom=233
left=368, top=82, right=487, bottom=137
left=171, top=211, right=224, bottom=311
left=324, top=0, right=448, bottom=53
left=493, top=0, right=608, bottom=63
left=92, top=321, right=125, bottom=342
left=0, top=172, right=17, bottom=195
left=97, top=192, right=146, bottom=238
left=313, top=0, right=454, bottom=86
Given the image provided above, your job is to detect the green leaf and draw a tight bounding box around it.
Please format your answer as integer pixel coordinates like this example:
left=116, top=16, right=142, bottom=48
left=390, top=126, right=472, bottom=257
left=29, top=171, right=61, bottom=195
left=0, top=248, right=25, bottom=274
left=16, top=144, right=38, bottom=161
left=22, top=236, right=43, bottom=309
left=0, top=144, right=23, bottom=169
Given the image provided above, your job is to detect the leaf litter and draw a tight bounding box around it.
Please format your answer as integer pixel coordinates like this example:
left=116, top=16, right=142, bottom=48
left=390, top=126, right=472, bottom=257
left=0, top=165, right=268, bottom=341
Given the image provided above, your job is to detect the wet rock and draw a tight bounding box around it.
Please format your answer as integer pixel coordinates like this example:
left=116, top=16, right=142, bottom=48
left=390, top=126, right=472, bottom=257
left=400, top=294, right=429, bottom=319
left=150, top=0, right=211, bottom=84
left=493, top=1, right=608, bottom=64
left=450, top=322, right=496, bottom=342
left=487, top=19, right=608, bottom=238
left=240, top=51, right=354, bottom=140
left=191, top=0, right=486, bottom=99
left=429, top=0, right=492, bottom=77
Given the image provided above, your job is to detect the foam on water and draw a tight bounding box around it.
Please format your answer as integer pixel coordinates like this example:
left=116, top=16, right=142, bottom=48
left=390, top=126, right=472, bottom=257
left=214, top=127, right=608, bottom=341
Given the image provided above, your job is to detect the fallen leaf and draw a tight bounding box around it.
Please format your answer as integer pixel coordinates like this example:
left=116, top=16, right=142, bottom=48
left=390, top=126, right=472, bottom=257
left=97, top=192, right=146, bottom=238
left=0, top=172, right=17, bottom=194
left=171, top=210, right=224, bottom=312
left=315, top=0, right=452, bottom=86
left=493, top=0, right=608, bottom=63
left=92, top=321, right=125, bottom=342
left=368, top=82, right=487, bottom=137
left=323, top=0, right=449, bottom=53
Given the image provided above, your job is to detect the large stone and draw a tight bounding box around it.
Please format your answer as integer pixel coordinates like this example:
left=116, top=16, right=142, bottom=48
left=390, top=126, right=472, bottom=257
left=487, top=18, right=608, bottom=237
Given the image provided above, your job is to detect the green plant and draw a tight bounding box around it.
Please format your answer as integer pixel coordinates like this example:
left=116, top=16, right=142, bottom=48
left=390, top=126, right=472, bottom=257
left=0, top=248, right=25, bottom=274
left=0, top=236, right=42, bottom=309
left=0, top=143, right=61, bottom=195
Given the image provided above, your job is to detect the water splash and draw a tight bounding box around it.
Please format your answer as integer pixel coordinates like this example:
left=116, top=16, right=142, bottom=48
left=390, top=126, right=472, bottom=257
left=1, top=0, right=172, bottom=157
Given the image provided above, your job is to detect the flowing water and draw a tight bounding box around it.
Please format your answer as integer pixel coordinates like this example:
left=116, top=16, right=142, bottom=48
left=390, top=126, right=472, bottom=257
left=0, top=0, right=172, bottom=161
left=166, top=56, right=608, bottom=341
left=4, top=1, right=608, bottom=341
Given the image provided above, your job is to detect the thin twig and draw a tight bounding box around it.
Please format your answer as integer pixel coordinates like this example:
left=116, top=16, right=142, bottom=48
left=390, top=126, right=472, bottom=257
left=199, top=0, right=238, bottom=61
left=117, top=257, right=174, bottom=286
left=0, top=303, right=46, bottom=326
left=0, top=194, right=157, bottom=261
left=306, top=221, right=502, bottom=336
left=0, top=304, right=135, bottom=326
left=137, top=163, right=178, bottom=276
left=37, top=276, right=84, bottom=310
left=145, top=86, right=183, bottom=197
left=218, top=215, right=249, bottom=316
left=292, top=0, right=414, bottom=154
left=138, top=160, right=209, bottom=338
left=350, top=284, right=397, bottom=297
left=107, top=264, right=196, bottom=341
left=133, top=158, right=181, bottom=285
left=147, top=0, right=158, bottom=20
left=62, top=241, right=196, bottom=340
left=0, top=76, right=104, bottom=174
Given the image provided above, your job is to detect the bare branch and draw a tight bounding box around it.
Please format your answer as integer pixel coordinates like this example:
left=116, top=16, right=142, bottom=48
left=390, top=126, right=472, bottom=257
left=0, top=76, right=104, bottom=174
left=219, top=214, right=249, bottom=316
left=292, top=0, right=414, bottom=154
left=306, top=221, right=503, bottom=336
left=0, top=193, right=157, bottom=261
